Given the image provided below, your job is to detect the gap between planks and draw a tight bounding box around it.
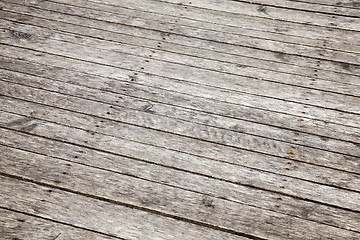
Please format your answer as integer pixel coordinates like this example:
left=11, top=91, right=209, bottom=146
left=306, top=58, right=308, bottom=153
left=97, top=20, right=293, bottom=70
left=2, top=2, right=360, bottom=79
left=1, top=146, right=360, bottom=238
left=0, top=175, right=250, bottom=240
left=5, top=0, right=360, bottom=63
left=1, top=53, right=359, bottom=145
left=1, top=128, right=360, bottom=234
left=1, top=108, right=360, bottom=210
left=0, top=208, right=125, bottom=240
left=5, top=0, right=355, bottom=73
left=2, top=15, right=360, bottom=91
left=1, top=41, right=360, bottom=127
left=1, top=80, right=360, bottom=176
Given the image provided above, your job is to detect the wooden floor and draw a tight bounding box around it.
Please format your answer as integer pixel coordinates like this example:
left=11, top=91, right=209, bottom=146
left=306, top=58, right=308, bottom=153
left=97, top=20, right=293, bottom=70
left=1, top=0, right=359, bottom=239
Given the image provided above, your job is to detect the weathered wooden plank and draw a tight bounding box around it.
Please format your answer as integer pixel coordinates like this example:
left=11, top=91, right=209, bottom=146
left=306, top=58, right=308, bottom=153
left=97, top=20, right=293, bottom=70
left=1, top=110, right=360, bottom=211
left=3, top=3, right=360, bottom=78
left=0, top=208, right=122, bottom=240
left=127, top=0, right=360, bottom=17
left=2, top=30, right=360, bottom=120
left=2, top=71, right=360, bottom=159
left=15, top=0, right=360, bottom=46
left=3, top=127, right=360, bottom=232
left=1, top=94, right=359, bottom=188
left=1, top=145, right=360, bottom=239
left=0, top=175, right=248, bottom=240
left=2, top=128, right=359, bottom=233
left=226, top=0, right=360, bottom=16
left=1, top=59, right=358, bottom=155
left=2, top=14, right=359, bottom=91
left=149, top=0, right=360, bottom=31
left=1, top=56, right=359, bottom=147
left=1, top=80, right=359, bottom=177
left=2, top=33, right=360, bottom=126
left=36, top=0, right=360, bottom=53
left=2, top=17, right=360, bottom=99
left=5, top=0, right=360, bottom=64
left=273, top=0, right=360, bottom=9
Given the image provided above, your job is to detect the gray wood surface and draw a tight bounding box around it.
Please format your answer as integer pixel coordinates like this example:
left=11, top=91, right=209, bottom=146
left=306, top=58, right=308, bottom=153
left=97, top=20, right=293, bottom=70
left=0, top=208, right=121, bottom=240
left=1, top=145, right=359, bottom=239
left=1, top=128, right=359, bottom=233
left=2, top=0, right=360, bottom=78
left=0, top=175, right=248, bottom=240
left=1, top=0, right=359, bottom=239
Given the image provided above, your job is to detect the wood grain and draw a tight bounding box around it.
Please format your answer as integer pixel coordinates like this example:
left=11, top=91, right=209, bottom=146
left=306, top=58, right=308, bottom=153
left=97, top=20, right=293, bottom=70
left=0, top=208, right=122, bottom=240
left=1, top=129, right=359, bottom=233
left=0, top=175, right=249, bottom=240
left=1, top=54, right=359, bottom=145
left=2, top=0, right=360, bottom=78
left=2, top=33, right=360, bottom=127
left=1, top=81, right=359, bottom=176
left=1, top=146, right=360, bottom=239
left=1, top=110, right=360, bottom=213
left=1, top=0, right=359, bottom=238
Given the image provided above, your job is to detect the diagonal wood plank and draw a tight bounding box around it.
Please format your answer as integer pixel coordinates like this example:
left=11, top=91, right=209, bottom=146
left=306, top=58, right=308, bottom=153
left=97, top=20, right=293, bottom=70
left=150, top=0, right=360, bottom=30
left=1, top=110, right=360, bottom=212
left=2, top=0, right=360, bottom=78
left=1, top=144, right=360, bottom=238
left=1, top=61, right=358, bottom=155
left=1, top=54, right=359, bottom=145
left=1, top=128, right=359, bottom=233
left=6, top=0, right=360, bottom=64
left=0, top=175, right=249, bottom=240
left=2, top=24, right=360, bottom=127
left=0, top=208, right=123, bottom=240
left=1, top=81, right=359, bottom=176
left=1, top=34, right=360, bottom=126
left=2, top=17, right=360, bottom=99
left=1, top=94, right=360, bottom=188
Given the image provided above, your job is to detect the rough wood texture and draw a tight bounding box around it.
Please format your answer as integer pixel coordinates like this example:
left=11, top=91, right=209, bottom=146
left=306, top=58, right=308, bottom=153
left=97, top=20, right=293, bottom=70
left=0, top=0, right=359, bottom=239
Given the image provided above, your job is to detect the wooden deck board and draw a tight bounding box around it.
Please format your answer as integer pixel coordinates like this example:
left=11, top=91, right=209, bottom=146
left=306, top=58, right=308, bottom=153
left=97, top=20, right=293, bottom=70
left=1, top=0, right=359, bottom=239
left=2, top=1, right=360, bottom=78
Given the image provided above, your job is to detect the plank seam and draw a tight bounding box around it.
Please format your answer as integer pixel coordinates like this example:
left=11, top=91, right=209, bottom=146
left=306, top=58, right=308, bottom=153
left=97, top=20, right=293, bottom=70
left=3, top=18, right=360, bottom=96
left=4, top=9, right=360, bottom=80
left=1, top=61, right=359, bottom=146
left=1, top=124, right=359, bottom=212
left=2, top=86, right=360, bottom=173
left=0, top=172, right=265, bottom=239
left=1, top=107, right=359, bottom=189
left=1, top=81, right=359, bottom=160
left=51, top=0, right=360, bottom=32
left=2, top=143, right=359, bottom=234
left=2, top=47, right=360, bottom=127
left=229, top=0, right=360, bottom=18
left=45, top=0, right=360, bottom=52
left=0, top=206, right=127, bottom=240
left=5, top=2, right=360, bottom=65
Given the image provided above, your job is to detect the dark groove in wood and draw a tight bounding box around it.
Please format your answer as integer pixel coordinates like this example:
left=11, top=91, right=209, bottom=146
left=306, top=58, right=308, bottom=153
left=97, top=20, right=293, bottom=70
left=1, top=58, right=358, bottom=147
left=2, top=46, right=360, bottom=129
left=0, top=173, right=264, bottom=239
left=1, top=107, right=360, bottom=192
left=3, top=7, right=360, bottom=80
left=3, top=17, right=360, bottom=96
left=6, top=1, right=360, bottom=66
left=1, top=79, right=359, bottom=161
left=4, top=142, right=358, bottom=233
left=0, top=84, right=359, bottom=178
left=0, top=206, right=127, bottom=240
left=4, top=43, right=360, bottom=122
left=229, top=0, right=360, bottom=18
left=44, top=0, right=360, bottom=52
